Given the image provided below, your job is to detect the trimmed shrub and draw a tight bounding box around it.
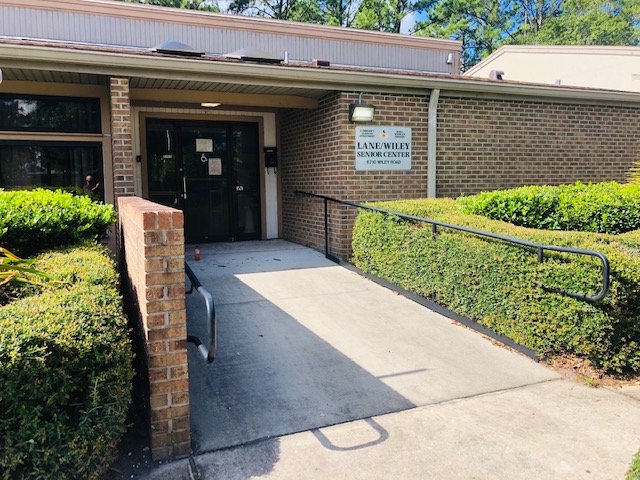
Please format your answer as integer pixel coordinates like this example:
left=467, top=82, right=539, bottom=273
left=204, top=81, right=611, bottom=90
left=0, top=244, right=133, bottom=479
left=459, top=182, right=640, bottom=234
left=16, top=185, right=87, bottom=196
left=628, top=449, right=640, bottom=480
left=0, top=189, right=116, bottom=256
left=16, top=186, right=102, bottom=203
left=352, top=198, right=640, bottom=373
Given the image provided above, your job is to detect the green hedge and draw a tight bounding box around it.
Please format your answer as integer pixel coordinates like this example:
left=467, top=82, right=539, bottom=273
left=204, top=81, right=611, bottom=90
left=0, top=189, right=116, bottom=256
left=0, top=244, right=133, bottom=479
left=628, top=450, right=640, bottom=480
left=16, top=186, right=102, bottom=203
left=459, top=182, right=640, bottom=234
left=352, top=199, right=640, bottom=373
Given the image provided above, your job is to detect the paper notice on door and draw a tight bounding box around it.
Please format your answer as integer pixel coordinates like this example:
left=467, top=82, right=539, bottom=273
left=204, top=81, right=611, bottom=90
left=196, top=138, right=214, bottom=153
left=209, top=158, right=222, bottom=175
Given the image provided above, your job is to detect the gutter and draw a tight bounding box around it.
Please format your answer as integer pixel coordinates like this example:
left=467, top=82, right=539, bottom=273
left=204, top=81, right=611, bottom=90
left=2, top=43, right=640, bottom=105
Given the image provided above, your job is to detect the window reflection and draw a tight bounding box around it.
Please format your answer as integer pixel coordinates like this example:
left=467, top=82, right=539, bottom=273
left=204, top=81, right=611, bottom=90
left=0, top=142, right=103, bottom=199
left=0, top=95, right=101, bottom=133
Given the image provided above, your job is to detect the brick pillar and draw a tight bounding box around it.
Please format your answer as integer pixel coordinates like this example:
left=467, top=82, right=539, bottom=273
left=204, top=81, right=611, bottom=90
left=110, top=77, right=135, bottom=200
left=118, top=197, right=190, bottom=460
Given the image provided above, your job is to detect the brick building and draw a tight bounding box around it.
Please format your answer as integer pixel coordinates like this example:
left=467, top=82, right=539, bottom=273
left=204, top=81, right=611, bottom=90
left=3, top=0, right=640, bottom=460
left=2, top=0, right=639, bottom=257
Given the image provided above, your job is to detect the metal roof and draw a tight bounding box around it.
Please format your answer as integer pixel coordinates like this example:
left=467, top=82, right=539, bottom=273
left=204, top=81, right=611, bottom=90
left=0, top=0, right=461, bottom=74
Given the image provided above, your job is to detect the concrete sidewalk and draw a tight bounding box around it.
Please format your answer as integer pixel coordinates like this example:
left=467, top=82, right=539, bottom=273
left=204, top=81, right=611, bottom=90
left=195, top=380, right=640, bottom=480
left=114, top=240, right=640, bottom=479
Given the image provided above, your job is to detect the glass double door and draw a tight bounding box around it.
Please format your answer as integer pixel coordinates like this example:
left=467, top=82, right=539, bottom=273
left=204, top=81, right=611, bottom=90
left=146, top=119, right=261, bottom=242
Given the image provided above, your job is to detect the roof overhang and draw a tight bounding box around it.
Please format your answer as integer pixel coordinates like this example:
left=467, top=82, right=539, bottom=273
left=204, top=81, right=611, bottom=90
left=2, top=42, right=640, bottom=106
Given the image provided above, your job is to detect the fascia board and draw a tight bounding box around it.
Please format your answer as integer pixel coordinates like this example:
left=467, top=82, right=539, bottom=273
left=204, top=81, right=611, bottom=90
left=464, top=47, right=508, bottom=76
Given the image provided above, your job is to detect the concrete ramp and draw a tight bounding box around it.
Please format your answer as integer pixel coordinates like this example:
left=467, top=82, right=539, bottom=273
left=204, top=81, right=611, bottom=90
left=186, top=241, right=557, bottom=454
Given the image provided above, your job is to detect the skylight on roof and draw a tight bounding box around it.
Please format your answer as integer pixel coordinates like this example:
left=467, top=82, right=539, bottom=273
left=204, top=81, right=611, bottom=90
left=224, top=48, right=283, bottom=64
left=153, top=41, right=205, bottom=57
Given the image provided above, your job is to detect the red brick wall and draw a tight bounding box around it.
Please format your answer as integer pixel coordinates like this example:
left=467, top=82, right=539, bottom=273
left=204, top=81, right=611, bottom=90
left=118, top=197, right=189, bottom=461
left=436, top=96, right=640, bottom=197
left=110, top=77, right=135, bottom=200
left=281, top=92, right=640, bottom=258
left=281, top=92, right=430, bottom=258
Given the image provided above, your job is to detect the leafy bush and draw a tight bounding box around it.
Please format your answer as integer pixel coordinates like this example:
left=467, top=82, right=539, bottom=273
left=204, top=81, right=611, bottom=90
left=16, top=185, right=87, bottom=196
left=459, top=182, right=640, bottom=234
left=352, top=198, right=640, bottom=373
left=0, top=189, right=116, bottom=256
left=628, top=449, right=640, bottom=480
left=0, top=244, right=133, bottom=479
left=16, top=185, right=102, bottom=203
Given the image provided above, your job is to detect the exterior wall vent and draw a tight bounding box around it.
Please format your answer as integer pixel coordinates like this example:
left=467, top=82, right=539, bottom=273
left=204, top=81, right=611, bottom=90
left=489, top=70, right=504, bottom=80
left=153, top=41, right=205, bottom=57
left=224, top=48, right=283, bottom=64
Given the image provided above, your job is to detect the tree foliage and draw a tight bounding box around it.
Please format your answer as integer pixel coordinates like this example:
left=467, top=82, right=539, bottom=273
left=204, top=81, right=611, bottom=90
left=123, top=0, right=220, bottom=11
left=354, top=0, right=417, bottom=32
left=322, top=0, right=359, bottom=27
left=519, top=0, right=640, bottom=46
left=415, top=0, right=640, bottom=71
left=227, top=0, right=322, bottom=21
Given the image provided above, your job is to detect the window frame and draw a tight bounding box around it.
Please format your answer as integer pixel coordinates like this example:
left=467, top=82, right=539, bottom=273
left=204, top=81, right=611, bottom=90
left=0, top=93, right=102, bottom=134
left=0, top=140, right=104, bottom=198
left=0, top=82, right=113, bottom=205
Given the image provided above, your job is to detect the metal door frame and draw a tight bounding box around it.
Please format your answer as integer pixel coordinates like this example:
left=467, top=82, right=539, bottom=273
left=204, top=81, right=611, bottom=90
left=141, top=114, right=263, bottom=242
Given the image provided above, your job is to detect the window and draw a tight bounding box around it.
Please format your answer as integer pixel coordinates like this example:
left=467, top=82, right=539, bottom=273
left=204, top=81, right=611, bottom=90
left=0, top=93, right=104, bottom=197
left=0, top=95, right=101, bottom=133
left=0, top=142, right=103, bottom=198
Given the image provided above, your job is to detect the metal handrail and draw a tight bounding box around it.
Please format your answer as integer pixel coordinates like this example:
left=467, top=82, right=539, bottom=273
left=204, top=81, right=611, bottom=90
left=185, top=262, right=217, bottom=363
left=295, top=190, right=610, bottom=302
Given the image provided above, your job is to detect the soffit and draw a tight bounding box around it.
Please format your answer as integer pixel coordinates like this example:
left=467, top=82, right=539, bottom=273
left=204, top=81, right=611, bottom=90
left=1, top=67, right=329, bottom=101
left=2, top=67, right=106, bottom=85
left=128, top=77, right=328, bottom=99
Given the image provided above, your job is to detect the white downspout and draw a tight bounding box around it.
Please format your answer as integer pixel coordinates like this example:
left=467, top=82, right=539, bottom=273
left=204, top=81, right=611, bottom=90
left=427, top=88, right=440, bottom=198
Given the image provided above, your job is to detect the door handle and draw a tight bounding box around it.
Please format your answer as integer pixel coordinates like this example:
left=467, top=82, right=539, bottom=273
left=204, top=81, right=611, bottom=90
left=183, top=176, right=187, bottom=199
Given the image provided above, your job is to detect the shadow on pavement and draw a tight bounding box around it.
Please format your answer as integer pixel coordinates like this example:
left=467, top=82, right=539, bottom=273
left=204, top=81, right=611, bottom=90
left=187, top=271, right=415, bottom=455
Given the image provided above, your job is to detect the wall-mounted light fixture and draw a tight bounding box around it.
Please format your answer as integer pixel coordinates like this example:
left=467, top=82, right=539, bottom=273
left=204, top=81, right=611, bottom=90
left=201, top=102, right=221, bottom=108
left=349, top=93, right=375, bottom=123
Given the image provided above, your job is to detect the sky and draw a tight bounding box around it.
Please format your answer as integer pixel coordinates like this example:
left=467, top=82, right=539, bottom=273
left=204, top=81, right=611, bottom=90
left=214, top=1, right=424, bottom=36
left=400, top=11, right=417, bottom=34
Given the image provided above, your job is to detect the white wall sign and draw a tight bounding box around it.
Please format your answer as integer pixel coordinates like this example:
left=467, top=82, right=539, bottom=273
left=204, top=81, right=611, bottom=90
left=355, top=126, right=412, bottom=171
left=208, top=158, right=222, bottom=175
left=196, top=138, right=213, bottom=153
